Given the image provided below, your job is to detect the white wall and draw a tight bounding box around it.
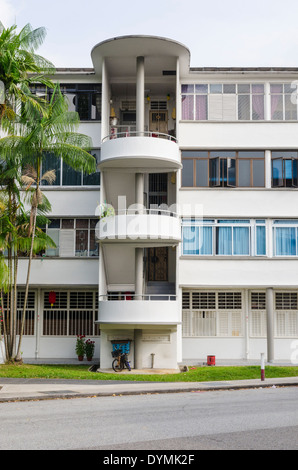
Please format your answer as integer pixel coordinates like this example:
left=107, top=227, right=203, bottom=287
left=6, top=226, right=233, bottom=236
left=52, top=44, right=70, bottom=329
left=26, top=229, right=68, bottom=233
left=179, top=188, right=298, bottom=219
left=179, top=258, right=298, bottom=288
left=41, top=189, right=100, bottom=217
left=17, top=258, right=99, bottom=287
left=179, top=122, right=298, bottom=149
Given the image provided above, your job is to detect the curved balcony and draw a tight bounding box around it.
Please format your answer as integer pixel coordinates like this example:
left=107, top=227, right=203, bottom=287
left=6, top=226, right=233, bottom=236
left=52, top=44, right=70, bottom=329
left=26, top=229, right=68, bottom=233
left=97, top=294, right=179, bottom=325
left=99, top=131, right=181, bottom=171
left=96, top=209, right=181, bottom=246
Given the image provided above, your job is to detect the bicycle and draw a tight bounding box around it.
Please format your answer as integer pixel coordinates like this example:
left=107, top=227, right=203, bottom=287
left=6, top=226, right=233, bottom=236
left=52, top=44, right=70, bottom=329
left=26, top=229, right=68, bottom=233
left=111, top=350, right=131, bottom=372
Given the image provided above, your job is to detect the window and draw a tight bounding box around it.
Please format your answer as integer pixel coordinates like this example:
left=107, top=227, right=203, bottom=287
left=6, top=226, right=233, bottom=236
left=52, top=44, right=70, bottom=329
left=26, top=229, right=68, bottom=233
left=41, top=150, right=101, bottom=187
left=181, top=84, right=264, bottom=121
left=182, top=151, right=265, bottom=188
left=275, top=292, right=298, bottom=337
left=43, top=291, right=99, bottom=336
left=273, top=220, right=298, bottom=256
left=182, top=291, right=243, bottom=337
left=272, top=151, right=298, bottom=188
left=46, top=219, right=99, bottom=257
left=2, top=292, right=35, bottom=336
left=182, top=219, right=266, bottom=257
left=270, top=83, right=298, bottom=120
left=31, top=84, right=102, bottom=121
left=250, top=292, right=267, bottom=337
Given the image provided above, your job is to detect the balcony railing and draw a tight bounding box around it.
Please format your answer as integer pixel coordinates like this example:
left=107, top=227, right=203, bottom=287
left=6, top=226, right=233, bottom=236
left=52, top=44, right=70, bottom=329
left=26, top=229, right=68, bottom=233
left=102, top=130, right=178, bottom=143
left=99, top=294, right=177, bottom=301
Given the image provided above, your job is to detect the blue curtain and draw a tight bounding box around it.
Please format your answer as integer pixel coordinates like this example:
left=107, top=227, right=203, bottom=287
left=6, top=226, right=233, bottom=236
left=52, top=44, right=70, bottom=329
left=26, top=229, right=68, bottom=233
left=216, top=227, right=232, bottom=255
left=233, top=227, right=250, bottom=255
left=183, top=227, right=198, bottom=254
left=275, top=227, right=296, bottom=256
left=200, top=227, right=213, bottom=255
left=256, top=226, right=266, bottom=255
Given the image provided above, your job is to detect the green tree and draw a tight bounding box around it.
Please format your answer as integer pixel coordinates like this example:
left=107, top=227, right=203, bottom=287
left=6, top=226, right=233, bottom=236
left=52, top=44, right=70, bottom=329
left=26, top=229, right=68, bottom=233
left=0, top=21, right=54, bottom=126
left=0, top=83, right=96, bottom=361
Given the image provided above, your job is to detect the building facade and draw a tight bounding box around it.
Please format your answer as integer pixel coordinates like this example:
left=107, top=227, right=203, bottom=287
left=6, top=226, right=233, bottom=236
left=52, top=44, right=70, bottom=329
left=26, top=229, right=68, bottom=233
left=4, top=35, right=298, bottom=366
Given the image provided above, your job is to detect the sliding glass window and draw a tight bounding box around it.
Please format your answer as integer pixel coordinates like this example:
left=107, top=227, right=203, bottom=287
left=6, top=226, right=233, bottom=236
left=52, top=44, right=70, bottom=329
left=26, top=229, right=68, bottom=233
left=182, top=150, right=265, bottom=188
left=40, top=150, right=101, bottom=187
left=181, top=83, right=264, bottom=121
left=273, top=220, right=298, bottom=256
left=182, top=219, right=266, bottom=257
left=272, top=151, right=298, bottom=188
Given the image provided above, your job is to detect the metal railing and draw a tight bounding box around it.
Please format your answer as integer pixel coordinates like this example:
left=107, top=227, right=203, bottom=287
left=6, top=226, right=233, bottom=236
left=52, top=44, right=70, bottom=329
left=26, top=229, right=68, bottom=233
left=99, top=294, right=177, bottom=301
left=102, top=130, right=178, bottom=144
left=114, top=208, right=178, bottom=218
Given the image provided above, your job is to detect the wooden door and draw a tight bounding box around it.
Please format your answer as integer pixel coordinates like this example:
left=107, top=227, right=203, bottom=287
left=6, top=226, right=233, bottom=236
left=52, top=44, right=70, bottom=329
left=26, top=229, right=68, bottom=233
left=149, top=111, right=168, bottom=135
left=147, top=247, right=168, bottom=282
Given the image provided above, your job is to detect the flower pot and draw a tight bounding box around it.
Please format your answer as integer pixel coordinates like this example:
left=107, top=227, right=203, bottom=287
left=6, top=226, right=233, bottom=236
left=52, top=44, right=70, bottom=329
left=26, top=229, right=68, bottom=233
left=78, top=355, right=84, bottom=361
left=87, top=357, right=93, bottom=361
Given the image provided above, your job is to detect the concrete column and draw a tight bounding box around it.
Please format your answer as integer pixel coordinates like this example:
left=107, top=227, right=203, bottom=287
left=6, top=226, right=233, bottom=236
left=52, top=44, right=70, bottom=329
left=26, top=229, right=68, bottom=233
left=101, top=58, right=110, bottom=141
left=134, top=329, right=142, bottom=369
left=266, top=287, right=275, bottom=362
left=135, top=248, right=143, bottom=299
left=264, top=82, right=271, bottom=121
left=136, top=56, right=145, bottom=134
left=135, top=172, right=144, bottom=210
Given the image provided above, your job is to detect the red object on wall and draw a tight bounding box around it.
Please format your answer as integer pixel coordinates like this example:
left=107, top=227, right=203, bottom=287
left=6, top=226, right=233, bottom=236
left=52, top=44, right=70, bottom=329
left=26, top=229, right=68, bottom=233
left=49, top=291, right=56, bottom=307
left=207, top=355, right=216, bottom=366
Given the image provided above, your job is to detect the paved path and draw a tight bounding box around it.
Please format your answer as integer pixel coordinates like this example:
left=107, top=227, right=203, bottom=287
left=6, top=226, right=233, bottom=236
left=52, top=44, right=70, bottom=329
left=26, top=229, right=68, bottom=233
left=0, top=375, right=297, bottom=402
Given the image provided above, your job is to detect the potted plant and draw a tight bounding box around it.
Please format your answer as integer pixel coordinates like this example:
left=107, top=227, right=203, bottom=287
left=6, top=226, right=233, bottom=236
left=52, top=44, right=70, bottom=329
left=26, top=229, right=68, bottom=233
left=85, top=339, right=95, bottom=361
left=75, top=335, right=85, bottom=361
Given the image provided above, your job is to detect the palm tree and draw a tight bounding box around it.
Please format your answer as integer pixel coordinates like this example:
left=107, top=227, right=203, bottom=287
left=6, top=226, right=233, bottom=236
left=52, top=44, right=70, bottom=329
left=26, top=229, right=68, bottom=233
left=2, top=83, right=96, bottom=360
left=0, top=21, right=54, bottom=127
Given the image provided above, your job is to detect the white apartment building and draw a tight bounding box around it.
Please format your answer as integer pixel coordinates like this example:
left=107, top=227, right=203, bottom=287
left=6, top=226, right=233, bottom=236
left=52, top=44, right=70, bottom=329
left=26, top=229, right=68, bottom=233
left=6, top=35, right=298, bottom=367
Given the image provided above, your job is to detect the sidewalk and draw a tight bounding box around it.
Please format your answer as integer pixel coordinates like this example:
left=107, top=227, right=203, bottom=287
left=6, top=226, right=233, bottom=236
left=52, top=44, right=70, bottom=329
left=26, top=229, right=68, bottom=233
left=0, top=374, right=297, bottom=403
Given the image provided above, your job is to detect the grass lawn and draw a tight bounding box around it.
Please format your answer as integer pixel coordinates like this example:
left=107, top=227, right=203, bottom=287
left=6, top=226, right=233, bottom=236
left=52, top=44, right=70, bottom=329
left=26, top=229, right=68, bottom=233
left=0, top=364, right=298, bottom=382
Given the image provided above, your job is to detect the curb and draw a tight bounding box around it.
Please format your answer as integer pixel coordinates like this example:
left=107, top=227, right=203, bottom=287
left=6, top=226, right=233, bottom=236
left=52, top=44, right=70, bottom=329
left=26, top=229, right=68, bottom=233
left=0, top=380, right=297, bottom=403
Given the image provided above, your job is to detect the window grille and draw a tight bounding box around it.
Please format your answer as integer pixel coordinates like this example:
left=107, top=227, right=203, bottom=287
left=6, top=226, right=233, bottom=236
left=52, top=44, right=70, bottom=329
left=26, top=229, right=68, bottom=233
left=275, top=292, right=298, bottom=310
left=182, top=292, right=190, bottom=309
left=218, top=292, right=242, bottom=310
left=250, top=292, right=267, bottom=337
left=182, top=291, right=242, bottom=337
left=151, top=101, right=167, bottom=110
left=121, top=100, right=136, bottom=111
left=251, top=292, right=266, bottom=310
left=42, top=291, right=99, bottom=336
left=1, top=291, right=35, bottom=336
left=192, top=292, right=216, bottom=310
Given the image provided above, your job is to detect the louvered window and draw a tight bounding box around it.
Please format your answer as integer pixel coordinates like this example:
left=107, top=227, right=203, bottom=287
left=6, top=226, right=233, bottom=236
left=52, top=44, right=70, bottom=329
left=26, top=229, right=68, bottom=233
left=275, top=292, right=298, bottom=337
left=250, top=292, right=267, bottom=337
left=182, top=291, right=242, bottom=337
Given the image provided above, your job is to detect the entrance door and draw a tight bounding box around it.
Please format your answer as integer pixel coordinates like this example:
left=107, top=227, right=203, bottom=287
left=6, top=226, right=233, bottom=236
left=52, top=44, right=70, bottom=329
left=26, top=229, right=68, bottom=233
left=149, top=111, right=168, bottom=135
left=147, top=247, right=168, bottom=282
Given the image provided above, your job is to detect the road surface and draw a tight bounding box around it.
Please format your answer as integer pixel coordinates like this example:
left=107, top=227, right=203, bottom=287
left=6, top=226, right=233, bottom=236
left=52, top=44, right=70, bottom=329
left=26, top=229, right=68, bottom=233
left=0, top=386, right=297, bottom=450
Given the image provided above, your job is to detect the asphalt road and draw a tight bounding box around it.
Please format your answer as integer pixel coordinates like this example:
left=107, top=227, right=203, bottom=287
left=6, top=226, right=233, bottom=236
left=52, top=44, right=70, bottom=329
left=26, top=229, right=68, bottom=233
left=0, top=387, right=297, bottom=451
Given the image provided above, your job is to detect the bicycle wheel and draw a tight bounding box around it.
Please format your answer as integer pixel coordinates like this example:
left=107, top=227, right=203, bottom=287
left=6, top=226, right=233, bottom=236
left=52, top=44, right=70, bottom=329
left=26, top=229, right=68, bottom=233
left=112, top=358, right=123, bottom=372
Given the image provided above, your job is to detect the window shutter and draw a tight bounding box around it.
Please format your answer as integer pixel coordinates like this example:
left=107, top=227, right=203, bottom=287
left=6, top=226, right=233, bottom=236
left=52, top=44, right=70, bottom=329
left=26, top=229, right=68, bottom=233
left=59, top=230, right=75, bottom=257
left=182, top=311, right=191, bottom=337
left=209, top=94, right=223, bottom=120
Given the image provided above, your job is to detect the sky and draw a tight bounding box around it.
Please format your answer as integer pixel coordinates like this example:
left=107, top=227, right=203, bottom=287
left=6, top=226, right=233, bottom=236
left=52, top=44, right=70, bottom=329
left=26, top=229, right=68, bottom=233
left=1, top=0, right=298, bottom=69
